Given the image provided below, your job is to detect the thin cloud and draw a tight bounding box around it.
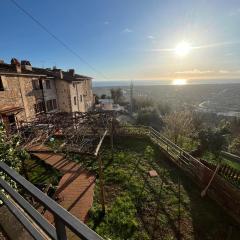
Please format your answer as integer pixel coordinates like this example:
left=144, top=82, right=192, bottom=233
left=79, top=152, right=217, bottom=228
left=149, top=41, right=240, bottom=52
left=176, top=69, right=213, bottom=74
left=122, top=28, right=133, bottom=33
left=176, top=69, right=240, bottom=76
left=149, top=48, right=173, bottom=52
left=193, top=41, right=240, bottom=49
left=219, top=70, right=229, bottom=74
left=104, top=21, right=110, bottom=25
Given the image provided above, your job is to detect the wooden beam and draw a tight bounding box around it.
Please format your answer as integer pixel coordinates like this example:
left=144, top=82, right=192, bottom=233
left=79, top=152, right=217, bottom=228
left=94, top=130, right=108, bottom=157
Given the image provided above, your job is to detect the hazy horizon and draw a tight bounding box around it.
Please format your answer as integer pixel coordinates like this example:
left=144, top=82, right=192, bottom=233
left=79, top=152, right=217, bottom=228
left=93, top=78, right=240, bottom=87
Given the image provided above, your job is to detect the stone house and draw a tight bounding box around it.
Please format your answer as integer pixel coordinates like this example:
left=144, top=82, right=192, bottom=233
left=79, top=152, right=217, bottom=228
left=0, top=58, right=94, bottom=130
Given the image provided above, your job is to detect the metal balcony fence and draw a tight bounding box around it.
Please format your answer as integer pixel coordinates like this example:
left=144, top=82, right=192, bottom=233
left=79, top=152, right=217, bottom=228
left=0, top=161, right=103, bottom=240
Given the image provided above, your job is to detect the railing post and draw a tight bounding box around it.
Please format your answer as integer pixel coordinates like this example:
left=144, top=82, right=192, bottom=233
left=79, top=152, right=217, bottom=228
left=54, top=215, right=67, bottom=240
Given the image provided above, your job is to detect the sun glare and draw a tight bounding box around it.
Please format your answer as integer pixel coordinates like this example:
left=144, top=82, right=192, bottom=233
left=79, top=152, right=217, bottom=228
left=175, top=41, right=191, bottom=57
left=172, top=79, right=187, bottom=85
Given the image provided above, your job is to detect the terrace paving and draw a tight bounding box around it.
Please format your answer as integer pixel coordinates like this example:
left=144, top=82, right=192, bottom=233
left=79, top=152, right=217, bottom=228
left=29, top=144, right=95, bottom=224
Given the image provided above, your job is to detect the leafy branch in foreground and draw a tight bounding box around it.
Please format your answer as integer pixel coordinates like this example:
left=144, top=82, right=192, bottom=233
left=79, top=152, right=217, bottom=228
left=0, top=124, right=30, bottom=195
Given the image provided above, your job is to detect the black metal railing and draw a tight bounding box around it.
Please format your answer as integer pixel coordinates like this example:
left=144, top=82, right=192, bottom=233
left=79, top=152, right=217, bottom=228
left=0, top=161, right=103, bottom=240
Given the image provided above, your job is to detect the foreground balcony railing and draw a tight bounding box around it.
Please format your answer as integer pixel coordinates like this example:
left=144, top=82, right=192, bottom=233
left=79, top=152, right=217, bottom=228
left=0, top=161, right=103, bottom=240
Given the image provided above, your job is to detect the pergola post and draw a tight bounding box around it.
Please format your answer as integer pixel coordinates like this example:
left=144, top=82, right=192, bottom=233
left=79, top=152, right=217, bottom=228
left=110, top=117, right=114, bottom=160
left=98, top=154, right=105, bottom=213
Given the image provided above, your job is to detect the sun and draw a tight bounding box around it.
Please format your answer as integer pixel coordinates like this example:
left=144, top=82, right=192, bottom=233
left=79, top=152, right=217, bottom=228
left=175, top=41, right=191, bottom=57
left=172, top=79, right=187, bottom=85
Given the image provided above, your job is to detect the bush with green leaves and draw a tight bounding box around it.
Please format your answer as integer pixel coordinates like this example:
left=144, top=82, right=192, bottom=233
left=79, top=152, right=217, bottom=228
left=229, top=136, right=240, bottom=156
left=0, top=124, right=30, bottom=197
left=198, top=128, right=227, bottom=159
left=136, top=109, right=163, bottom=130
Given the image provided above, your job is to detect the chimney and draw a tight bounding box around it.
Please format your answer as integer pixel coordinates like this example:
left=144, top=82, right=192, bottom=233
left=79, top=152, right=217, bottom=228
left=59, top=70, right=63, bottom=79
left=52, top=68, right=63, bottom=79
left=21, top=60, right=32, bottom=71
left=56, top=69, right=63, bottom=79
left=69, top=69, right=75, bottom=77
left=11, top=58, right=21, bottom=73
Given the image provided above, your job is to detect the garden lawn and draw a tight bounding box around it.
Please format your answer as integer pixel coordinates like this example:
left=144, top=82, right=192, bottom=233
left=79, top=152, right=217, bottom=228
left=72, top=136, right=240, bottom=240
left=23, top=157, right=62, bottom=186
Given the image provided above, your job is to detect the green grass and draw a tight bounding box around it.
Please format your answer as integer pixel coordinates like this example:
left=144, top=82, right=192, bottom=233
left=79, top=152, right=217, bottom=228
left=223, top=158, right=240, bottom=171
left=203, top=151, right=240, bottom=171
left=24, top=157, right=62, bottom=186
left=73, top=136, right=240, bottom=240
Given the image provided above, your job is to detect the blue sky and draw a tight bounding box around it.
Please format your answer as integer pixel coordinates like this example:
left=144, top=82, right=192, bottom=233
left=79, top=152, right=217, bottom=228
left=1, top=0, right=240, bottom=81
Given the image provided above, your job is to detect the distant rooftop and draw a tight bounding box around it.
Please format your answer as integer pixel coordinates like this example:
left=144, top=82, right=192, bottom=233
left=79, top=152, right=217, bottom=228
left=98, top=99, right=114, bottom=104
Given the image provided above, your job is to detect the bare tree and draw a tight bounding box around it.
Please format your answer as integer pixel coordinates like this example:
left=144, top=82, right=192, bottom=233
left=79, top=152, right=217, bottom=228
left=163, top=111, right=195, bottom=145
left=110, top=88, right=123, bottom=104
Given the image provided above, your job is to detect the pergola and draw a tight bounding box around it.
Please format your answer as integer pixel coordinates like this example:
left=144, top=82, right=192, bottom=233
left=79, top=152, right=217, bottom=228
left=17, top=111, right=116, bottom=212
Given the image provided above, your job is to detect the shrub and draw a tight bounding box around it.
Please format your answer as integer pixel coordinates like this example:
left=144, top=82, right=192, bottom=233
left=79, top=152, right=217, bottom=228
left=0, top=124, right=30, bottom=202
left=229, top=136, right=240, bottom=155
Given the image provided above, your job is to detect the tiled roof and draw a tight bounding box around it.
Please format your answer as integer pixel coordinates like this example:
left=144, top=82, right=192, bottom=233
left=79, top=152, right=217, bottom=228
left=61, top=71, right=92, bottom=82
left=0, top=63, right=17, bottom=73
left=0, top=62, right=92, bottom=82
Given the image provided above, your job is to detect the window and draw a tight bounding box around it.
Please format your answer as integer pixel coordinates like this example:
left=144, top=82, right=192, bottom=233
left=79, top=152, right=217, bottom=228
left=34, top=101, right=45, bottom=114
left=32, top=79, right=43, bottom=90
left=53, top=99, right=57, bottom=109
left=0, top=77, right=4, bottom=91
left=8, top=115, right=16, bottom=130
left=80, top=95, right=83, bottom=102
left=46, top=99, right=57, bottom=112
left=46, top=80, right=51, bottom=89
left=32, top=79, right=40, bottom=90
left=39, top=79, right=43, bottom=89
left=46, top=100, right=53, bottom=111
left=74, top=96, right=77, bottom=105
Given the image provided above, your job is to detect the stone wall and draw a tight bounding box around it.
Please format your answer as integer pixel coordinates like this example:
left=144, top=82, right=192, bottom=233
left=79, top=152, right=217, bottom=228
left=18, top=76, right=43, bottom=120
left=70, top=82, right=85, bottom=112
left=0, top=75, right=26, bottom=122
left=55, top=79, right=94, bottom=113
left=83, top=79, right=94, bottom=110
left=0, top=73, right=94, bottom=124
left=55, top=79, right=72, bottom=112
